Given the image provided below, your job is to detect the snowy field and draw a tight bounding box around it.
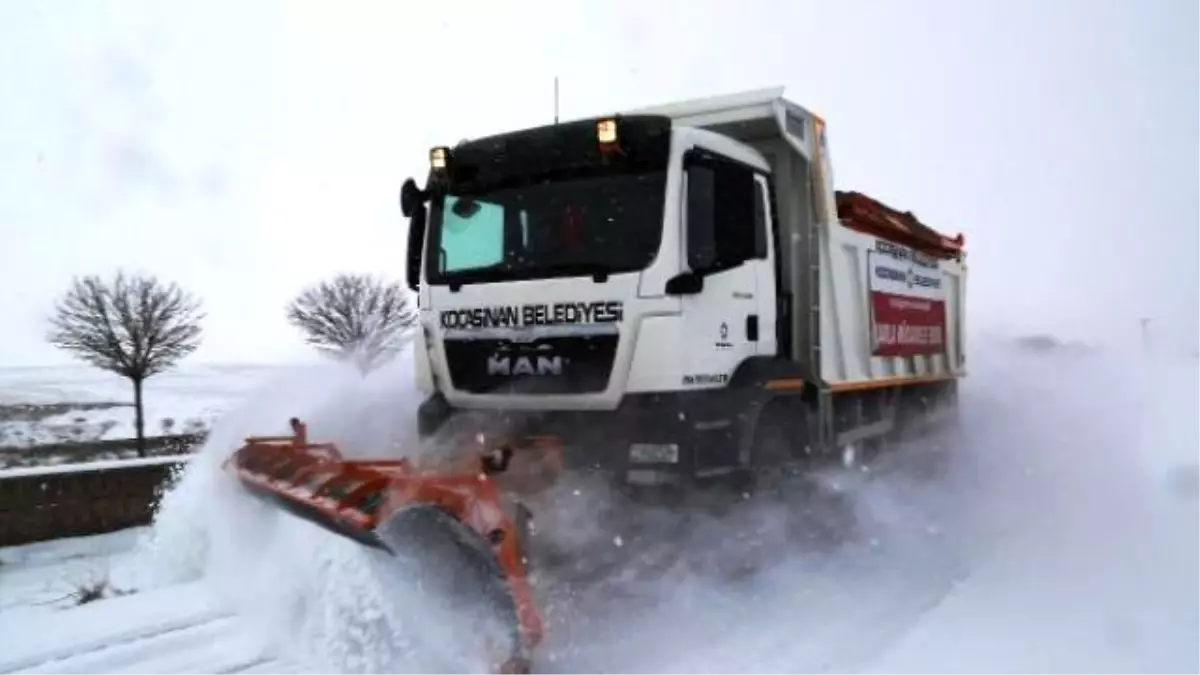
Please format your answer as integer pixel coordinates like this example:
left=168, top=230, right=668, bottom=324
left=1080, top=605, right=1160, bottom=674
left=0, top=528, right=302, bottom=674
left=0, top=364, right=289, bottom=450
left=0, top=339, right=1196, bottom=673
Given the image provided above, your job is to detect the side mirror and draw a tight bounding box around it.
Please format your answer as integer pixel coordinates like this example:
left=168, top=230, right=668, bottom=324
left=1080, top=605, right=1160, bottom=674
left=664, top=271, right=704, bottom=296
left=405, top=203, right=427, bottom=293
left=399, top=178, right=425, bottom=218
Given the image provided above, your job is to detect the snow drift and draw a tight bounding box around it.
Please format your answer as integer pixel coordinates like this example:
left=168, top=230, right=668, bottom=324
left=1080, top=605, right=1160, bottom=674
left=133, top=337, right=1199, bottom=673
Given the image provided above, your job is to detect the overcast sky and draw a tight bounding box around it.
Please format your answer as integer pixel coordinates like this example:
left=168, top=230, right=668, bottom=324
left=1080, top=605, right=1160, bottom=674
left=1, top=0, right=1195, bottom=367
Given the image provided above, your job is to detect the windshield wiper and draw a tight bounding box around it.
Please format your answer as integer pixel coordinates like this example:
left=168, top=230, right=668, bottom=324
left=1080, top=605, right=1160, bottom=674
left=533, top=262, right=611, bottom=283
left=442, top=261, right=613, bottom=291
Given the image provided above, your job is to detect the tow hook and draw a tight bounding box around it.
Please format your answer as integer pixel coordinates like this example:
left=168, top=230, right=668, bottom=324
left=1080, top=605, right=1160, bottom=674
left=481, top=445, right=514, bottom=475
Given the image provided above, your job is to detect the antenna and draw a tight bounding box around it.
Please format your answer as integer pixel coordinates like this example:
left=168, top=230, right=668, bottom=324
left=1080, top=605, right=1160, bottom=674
left=554, top=76, right=560, bottom=124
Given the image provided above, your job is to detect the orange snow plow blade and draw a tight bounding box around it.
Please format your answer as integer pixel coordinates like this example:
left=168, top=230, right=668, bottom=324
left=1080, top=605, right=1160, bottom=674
left=223, top=418, right=558, bottom=673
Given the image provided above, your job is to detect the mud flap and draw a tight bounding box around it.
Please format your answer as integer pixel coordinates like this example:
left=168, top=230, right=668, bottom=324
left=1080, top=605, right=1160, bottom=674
left=375, top=505, right=527, bottom=672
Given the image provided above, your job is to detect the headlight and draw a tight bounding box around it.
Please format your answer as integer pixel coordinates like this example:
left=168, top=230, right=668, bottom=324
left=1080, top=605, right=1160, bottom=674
left=629, top=442, right=679, bottom=464
left=430, top=146, right=449, bottom=171
left=596, top=118, right=618, bottom=144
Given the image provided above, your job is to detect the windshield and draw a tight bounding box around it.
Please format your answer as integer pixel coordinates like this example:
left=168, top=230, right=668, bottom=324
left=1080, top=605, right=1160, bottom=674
left=426, top=171, right=667, bottom=286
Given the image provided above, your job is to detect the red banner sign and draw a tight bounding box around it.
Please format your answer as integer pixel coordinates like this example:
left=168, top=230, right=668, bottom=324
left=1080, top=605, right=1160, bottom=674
left=870, top=291, right=946, bottom=356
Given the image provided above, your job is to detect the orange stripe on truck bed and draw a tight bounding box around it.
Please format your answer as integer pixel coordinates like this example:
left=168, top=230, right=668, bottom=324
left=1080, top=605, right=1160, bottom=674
left=828, top=372, right=961, bottom=393
left=763, top=377, right=806, bottom=390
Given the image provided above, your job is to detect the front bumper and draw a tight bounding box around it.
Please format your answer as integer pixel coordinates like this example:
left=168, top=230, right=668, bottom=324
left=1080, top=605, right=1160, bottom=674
left=417, top=389, right=759, bottom=487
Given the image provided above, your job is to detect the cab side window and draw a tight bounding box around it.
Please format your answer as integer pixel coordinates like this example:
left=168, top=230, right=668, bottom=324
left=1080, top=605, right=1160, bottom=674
left=685, top=150, right=765, bottom=273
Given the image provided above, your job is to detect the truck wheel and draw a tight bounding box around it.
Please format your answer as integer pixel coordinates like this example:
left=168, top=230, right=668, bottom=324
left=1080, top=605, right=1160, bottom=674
left=747, top=398, right=800, bottom=494
left=750, top=398, right=859, bottom=550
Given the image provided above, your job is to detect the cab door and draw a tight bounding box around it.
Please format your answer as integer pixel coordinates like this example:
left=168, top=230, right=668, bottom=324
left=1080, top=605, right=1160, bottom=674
left=675, top=148, right=776, bottom=391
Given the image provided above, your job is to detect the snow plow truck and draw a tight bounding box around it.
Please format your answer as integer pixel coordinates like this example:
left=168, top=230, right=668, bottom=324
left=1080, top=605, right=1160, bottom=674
left=225, top=87, right=968, bottom=672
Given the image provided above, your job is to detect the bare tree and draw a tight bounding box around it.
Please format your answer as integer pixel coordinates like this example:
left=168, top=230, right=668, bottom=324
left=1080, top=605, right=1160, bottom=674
left=286, top=274, right=417, bottom=375
left=47, top=272, right=204, bottom=457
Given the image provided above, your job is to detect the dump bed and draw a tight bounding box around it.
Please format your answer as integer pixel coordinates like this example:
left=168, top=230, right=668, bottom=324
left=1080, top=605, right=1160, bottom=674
left=628, top=88, right=968, bottom=389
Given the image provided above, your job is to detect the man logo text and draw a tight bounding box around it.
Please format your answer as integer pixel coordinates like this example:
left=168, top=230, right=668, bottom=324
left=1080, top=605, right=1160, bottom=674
left=487, top=355, right=564, bottom=377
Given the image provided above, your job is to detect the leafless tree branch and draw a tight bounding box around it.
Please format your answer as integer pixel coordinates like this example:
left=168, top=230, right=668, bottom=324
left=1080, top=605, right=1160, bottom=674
left=286, top=274, right=417, bottom=375
left=47, top=272, right=204, bottom=380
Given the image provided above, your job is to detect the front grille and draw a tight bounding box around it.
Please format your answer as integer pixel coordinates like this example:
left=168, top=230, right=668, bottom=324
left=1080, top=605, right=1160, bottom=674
left=444, top=333, right=618, bottom=394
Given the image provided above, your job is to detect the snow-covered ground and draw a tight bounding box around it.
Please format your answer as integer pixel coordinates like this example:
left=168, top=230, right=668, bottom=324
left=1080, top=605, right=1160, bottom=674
left=0, top=363, right=288, bottom=449
left=0, top=529, right=147, bottom=615
left=0, top=340, right=1196, bottom=673
left=0, top=530, right=301, bottom=674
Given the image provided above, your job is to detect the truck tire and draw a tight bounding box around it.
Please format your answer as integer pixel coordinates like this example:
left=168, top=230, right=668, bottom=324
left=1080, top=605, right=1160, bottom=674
left=747, top=397, right=858, bottom=551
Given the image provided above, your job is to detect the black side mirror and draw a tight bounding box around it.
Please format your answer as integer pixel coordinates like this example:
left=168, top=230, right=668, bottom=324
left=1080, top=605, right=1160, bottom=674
left=400, top=178, right=425, bottom=218
left=405, top=203, right=427, bottom=293
left=665, top=271, right=704, bottom=296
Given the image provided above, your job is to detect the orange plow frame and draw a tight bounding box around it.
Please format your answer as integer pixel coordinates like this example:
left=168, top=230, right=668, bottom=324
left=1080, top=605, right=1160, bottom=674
left=222, top=418, right=554, bottom=673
